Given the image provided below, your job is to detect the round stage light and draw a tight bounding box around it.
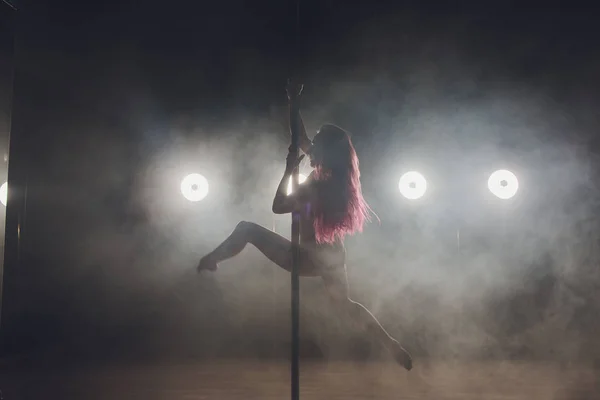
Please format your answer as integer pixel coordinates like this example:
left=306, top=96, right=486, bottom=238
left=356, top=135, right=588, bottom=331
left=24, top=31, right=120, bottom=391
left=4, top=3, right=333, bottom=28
left=287, top=173, right=307, bottom=196
left=180, top=173, right=209, bottom=202
left=399, top=171, right=427, bottom=200
left=0, top=182, right=6, bottom=207
left=488, top=169, right=518, bottom=200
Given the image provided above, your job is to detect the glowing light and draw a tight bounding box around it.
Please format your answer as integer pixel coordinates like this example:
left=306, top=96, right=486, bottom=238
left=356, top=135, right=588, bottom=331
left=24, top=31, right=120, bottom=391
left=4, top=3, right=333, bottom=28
left=180, top=173, right=209, bottom=202
left=0, top=182, right=6, bottom=207
left=399, top=171, right=427, bottom=200
left=488, top=169, right=518, bottom=200
left=287, top=173, right=307, bottom=195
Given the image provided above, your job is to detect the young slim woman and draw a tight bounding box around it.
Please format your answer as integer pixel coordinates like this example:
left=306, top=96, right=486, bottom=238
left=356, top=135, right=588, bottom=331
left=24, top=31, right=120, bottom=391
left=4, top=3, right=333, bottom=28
left=197, top=84, right=413, bottom=370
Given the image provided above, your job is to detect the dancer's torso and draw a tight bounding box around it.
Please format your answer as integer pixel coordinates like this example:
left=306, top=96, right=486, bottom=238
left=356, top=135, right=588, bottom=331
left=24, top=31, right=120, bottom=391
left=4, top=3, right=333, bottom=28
left=297, top=196, right=345, bottom=269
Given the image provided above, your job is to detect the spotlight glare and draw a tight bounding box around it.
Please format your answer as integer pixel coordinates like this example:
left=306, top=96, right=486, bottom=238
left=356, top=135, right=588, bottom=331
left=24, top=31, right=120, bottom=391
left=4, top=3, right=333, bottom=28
left=488, top=169, right=518, bottom=200
left=399, top=171, right=427, bottom=200
left=181, top=173, right=209, bottom=202
left=0, top=182, right=6, bottom=207
left=287, top=173, right=307, bottom=196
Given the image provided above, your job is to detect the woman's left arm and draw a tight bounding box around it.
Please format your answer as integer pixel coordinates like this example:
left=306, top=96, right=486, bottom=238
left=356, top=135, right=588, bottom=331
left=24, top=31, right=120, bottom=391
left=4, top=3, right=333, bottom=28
left=272, top=150, right=311, bottom=214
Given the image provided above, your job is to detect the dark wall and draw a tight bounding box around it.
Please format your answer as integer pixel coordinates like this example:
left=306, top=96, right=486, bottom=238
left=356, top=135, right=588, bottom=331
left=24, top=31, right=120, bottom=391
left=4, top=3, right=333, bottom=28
left=0, top=0, right=15, bottom=352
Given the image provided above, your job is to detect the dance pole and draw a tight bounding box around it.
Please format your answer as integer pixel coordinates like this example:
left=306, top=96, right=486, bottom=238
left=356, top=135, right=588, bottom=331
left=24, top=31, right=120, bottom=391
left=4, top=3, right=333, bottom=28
left=289, top=104, right=300, bottom=400
left=289, top=1, right=301, bottom=398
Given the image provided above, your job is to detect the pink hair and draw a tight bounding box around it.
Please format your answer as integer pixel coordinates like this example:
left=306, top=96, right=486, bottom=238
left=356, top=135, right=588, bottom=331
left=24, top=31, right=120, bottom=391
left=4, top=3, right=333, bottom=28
left=311, top=125, right=374, bottom=244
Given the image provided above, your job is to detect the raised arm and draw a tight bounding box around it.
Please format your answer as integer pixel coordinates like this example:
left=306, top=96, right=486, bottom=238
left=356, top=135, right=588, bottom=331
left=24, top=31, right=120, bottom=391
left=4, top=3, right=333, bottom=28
left=286, top=82, right=313, bottom=154
left=291, top=108, right=313, bottom=154
left=272, top=148, right=312, bottom=214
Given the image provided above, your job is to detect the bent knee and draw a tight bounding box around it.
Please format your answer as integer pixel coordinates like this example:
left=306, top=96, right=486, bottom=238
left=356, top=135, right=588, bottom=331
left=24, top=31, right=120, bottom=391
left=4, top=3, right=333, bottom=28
left=344, top=298, right=366, bottom=317
left=328, top=293, right=354, bottom=307
left=235, top=220, right=256, bottom=232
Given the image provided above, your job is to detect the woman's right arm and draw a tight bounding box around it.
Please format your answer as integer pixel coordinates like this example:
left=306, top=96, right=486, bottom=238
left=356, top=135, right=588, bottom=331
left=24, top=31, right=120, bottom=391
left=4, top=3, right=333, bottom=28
left=287, top=82, right=313, bottom=154
left=272, top=151, right=311, bottom=214
left=289, top=106, right=312, bottom=154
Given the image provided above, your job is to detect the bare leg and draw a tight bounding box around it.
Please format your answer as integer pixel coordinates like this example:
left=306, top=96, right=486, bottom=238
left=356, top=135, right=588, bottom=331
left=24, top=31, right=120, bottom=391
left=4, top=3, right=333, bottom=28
left=322, top=268, right=413, bottom=370
left=198, top=221, right=319, bottom=276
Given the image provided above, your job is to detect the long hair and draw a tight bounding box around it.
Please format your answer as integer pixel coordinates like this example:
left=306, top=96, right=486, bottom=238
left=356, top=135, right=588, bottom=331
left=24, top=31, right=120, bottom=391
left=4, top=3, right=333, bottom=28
left=311, top=124, right=374, bottom=244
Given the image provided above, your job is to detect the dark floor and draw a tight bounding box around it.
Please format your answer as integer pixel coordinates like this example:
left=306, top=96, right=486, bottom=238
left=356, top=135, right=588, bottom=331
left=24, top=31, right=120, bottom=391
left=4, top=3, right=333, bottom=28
left=1, top=359, right=599, bottom=399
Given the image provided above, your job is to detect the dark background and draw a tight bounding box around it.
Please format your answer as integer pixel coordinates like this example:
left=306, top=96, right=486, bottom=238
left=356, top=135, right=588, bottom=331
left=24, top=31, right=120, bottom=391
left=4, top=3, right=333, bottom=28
left=1, top=1, right=600, bottom=363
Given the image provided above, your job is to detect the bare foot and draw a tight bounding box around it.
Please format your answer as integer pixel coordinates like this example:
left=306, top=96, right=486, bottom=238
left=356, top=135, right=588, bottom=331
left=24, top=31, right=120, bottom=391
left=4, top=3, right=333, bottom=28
left=392, top=341, right=413, bottom=371
left=197, top=255, right=218, bottom=273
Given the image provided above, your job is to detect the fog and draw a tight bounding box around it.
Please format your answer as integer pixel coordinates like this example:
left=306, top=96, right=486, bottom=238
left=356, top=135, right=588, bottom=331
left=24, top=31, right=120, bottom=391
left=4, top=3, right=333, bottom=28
left=3, top=8, right=600, bottom=369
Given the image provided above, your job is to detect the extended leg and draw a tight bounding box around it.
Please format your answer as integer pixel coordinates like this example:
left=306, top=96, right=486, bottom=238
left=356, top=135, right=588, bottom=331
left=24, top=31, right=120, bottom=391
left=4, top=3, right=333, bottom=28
left=198, top=221, right=318, bottom=275
left=322, top=268, right=413, bottom=370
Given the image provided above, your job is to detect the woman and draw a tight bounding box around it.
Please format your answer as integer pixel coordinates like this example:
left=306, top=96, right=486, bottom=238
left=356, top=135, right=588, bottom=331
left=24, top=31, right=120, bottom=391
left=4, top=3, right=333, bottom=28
left=197, top=84, right=413, bottom=370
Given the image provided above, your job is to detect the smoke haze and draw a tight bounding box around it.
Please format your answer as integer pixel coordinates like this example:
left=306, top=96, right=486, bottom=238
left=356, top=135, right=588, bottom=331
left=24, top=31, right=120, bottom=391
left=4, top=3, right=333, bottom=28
left=3, top=5, right=600, bottom=369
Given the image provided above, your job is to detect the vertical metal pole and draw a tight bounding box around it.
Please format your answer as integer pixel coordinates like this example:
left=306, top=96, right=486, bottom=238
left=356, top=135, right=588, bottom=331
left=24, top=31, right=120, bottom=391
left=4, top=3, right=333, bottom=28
left=290, top=2, right=301, bottom=399
left=289, top=99, right=301, bottom=400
